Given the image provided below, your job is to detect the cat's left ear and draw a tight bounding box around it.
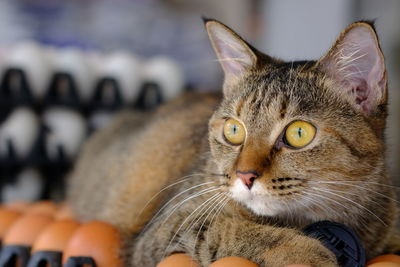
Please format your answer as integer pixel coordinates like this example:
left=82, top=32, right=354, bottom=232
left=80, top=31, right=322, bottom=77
left=316, top=21, right=387, bottom=115
left=204, top=18, right=258, bottom=93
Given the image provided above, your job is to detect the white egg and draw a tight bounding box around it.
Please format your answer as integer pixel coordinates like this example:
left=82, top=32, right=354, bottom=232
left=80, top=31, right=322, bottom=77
left=42, top=108, right=87, bottom=160
left=142, top=56, right=185, bottom=101
left=89, top=111, right=114, bottom=131
left=2, top=168, right=43, bottom=203
left=49, top=47, right=94, bottom=102
left=98, top=51, right=142, bottom=104
left=0, top=108, right=39, bottom=159
left=6, top=41, right=53, bottom=99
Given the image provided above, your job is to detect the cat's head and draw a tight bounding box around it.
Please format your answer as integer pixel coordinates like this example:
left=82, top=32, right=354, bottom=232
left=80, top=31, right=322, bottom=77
left=205, top=19, right=389, bottom=221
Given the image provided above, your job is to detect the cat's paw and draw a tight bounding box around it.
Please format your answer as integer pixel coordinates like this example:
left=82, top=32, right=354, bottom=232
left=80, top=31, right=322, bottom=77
left=262, top=235, right=338, bottom=267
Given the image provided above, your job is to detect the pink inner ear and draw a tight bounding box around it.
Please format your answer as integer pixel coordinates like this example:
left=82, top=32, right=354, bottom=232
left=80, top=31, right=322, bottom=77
left=321, top=25, right=386, bottom=114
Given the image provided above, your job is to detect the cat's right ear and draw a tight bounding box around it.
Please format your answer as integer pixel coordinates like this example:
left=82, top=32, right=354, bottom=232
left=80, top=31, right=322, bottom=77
left=204, top=18, right=258, bottom=94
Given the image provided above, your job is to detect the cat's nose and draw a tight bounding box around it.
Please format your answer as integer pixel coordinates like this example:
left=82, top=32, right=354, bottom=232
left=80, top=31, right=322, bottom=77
left=236, top=170, right=260, bottom=190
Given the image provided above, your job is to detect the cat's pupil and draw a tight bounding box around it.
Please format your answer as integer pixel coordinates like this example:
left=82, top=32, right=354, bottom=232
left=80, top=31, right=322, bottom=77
left=232, top=125, right=238, bottom=134
left=297, top=127, right=302, bottom=138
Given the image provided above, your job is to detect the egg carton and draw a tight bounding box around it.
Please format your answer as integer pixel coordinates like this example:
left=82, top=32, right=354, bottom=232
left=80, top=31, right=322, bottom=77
left=0, top=41, right=186, bottom=203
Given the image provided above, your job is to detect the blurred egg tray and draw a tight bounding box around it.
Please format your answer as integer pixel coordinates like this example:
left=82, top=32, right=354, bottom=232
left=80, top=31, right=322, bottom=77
left=0, top=41, right=186, bottom=202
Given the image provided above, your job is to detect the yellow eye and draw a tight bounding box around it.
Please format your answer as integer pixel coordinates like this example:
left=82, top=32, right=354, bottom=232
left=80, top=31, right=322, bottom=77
left=285, top=121, right=316, bottom=148
left=223, top=118, right=246, bottom=145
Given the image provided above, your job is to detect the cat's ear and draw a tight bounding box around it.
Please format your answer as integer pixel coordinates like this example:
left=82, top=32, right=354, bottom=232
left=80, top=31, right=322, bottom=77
left=204, top=18, right=258, bottom=92
left=316, top=21, right=387, bottom=115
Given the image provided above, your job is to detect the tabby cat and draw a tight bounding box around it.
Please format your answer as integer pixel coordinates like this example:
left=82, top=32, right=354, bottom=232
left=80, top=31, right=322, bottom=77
left=68, top=19, right=400, bottom=267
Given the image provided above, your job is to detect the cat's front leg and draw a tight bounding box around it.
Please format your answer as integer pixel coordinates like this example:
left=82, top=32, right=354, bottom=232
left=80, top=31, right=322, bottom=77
left=190, top=217, right=338, bottom=267
left=129, top=213, right=338, bottom=267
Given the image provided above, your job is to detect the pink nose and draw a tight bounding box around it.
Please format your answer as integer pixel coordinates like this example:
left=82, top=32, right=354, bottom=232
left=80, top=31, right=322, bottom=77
left=236, top=171, right=260, bottom=190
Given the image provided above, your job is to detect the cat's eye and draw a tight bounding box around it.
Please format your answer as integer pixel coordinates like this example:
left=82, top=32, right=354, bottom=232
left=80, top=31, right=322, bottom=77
left=223, top=118, right=246, bottom=145
left=284, top=121, right=316, bottom=148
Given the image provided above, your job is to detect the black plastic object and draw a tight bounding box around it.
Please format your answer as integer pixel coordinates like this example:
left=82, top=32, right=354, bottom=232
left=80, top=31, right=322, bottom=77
left=0, top=68, right=34, bottom=110
left=90, top=77, right=124, bottom=110
left=63, top=256, right=96, bottom=267
left=135, top=81, right=163, bottom=110
left=27, top=251, right=62, bottom=267
left=303, top=221, right=366, bottom=267
left=0, top=245, right=31, bottom=267
left=44, top=73, right=81, bottom=109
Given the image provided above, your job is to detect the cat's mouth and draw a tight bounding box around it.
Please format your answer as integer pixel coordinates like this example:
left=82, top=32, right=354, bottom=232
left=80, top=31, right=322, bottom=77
left=229, top=177, right=305, bottom=216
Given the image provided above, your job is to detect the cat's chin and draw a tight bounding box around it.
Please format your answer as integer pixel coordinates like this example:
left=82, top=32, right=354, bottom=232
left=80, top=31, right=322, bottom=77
left=230, top=179, right=288, bottom=217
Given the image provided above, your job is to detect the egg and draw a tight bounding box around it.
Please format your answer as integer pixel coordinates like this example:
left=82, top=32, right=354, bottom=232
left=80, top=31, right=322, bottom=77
left=0, top=108, right=39, bottom=160
left=368, top=255, right=400, bottom=265
left=6, top=41, right=52, bottom=99
left=3, top=213, right=53, bottom=246
left=42, top=108, right=87, bottom=160
left=368, top=262, right=400, bottom=267
left=26, top=201, right=59, bottom=216
left=0, top=208, right=21, bottom=239
left=98, top=51, right=142, bottom=104
left=63, top=221, right=122, bottom=267
left=157, top=254, right=200, bottom=267
left=209, top=256, right=259, bottom=267
left=32, top=219, right=80, bottom=252
left=55, top=203, right=75, bottom=220
left=4, top=201, right=32, bottom=212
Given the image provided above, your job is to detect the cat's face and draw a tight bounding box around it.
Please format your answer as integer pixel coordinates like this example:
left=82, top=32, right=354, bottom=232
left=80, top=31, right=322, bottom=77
left=205, top=19, right=388, bottom=220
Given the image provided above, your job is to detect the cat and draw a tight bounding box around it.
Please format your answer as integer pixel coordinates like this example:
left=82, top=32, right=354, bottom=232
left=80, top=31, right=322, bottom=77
left=67, top=19, right=400, bottom=267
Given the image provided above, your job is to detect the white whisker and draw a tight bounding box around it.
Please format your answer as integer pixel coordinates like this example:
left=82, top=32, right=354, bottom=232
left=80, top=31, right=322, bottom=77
left=206, top=196, right=230, bottom=249
left=137, top=174, right=213, bottom=218
left=144, top=185, right=220, bottom=232
left=310, top=187, right=387, bottom=226
left=163, top=192, right=223, bottom=258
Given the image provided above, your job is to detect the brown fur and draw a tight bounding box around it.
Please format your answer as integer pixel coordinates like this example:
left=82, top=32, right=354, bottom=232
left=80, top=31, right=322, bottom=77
left=68, top=20, right=399, bottom=267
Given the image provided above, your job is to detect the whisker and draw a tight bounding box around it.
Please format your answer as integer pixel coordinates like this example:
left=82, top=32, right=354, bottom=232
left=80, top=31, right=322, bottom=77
left=190, top=194, right=227, bottom=250
left=144, top=185, right=220, bottom=232
left=310, top=187, right=387, bottom=226
left=181, top=193, right=225, bottom=240
left=308, top=180, right=400, bottom=205
left=315, top=179, right=400, bottom=190
left=163, top=192, right=223, bottom=258
left=206, top=196, right=230, bottom=249
left=294, top=192, right=336, bottom=216
left=137, top=175, right=214, bottom=218
left=303, top=191, right=368, bottom=230
left=308, top=183, right=389, bottom=209
left=157, top=186, right=221, bottom=227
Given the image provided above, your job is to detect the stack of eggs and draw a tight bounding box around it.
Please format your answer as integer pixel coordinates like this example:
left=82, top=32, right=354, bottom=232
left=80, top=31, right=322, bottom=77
left=157, top=254, right=400, bottom=267
left=0, top=41, right=185, bottom=203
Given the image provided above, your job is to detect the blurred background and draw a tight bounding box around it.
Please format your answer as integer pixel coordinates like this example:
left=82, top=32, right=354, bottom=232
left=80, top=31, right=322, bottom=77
left=0, top=0, right=398, bottom=202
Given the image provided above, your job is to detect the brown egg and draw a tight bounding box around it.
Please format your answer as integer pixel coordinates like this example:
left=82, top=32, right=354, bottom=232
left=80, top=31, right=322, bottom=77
left=32, top=219, right=81, bottom=252
left=26, top=201, right=59, bottom=216
left=209, top=256, right=259, bottom=267
left=157, top=254, right=200, bottom=267
left=0, top=208, right=22, bottom=239
left=63, top=221, right=122, bottom=267
left=368, top=255, right=400, bottom=265
left=5, top=201, right=32, bottom=212
left=54, top=203, right=75, bottom=220
left=367, top=262, right=400, bottom=267
left=3, top=213, right=54, bottom=246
